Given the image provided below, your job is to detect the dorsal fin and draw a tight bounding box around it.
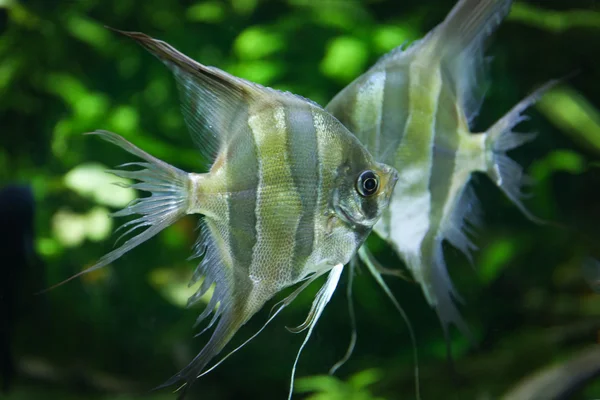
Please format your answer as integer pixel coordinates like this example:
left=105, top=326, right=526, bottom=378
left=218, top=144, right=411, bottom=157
left=109, top=29, right=317, bottom=167
left=431, top=0, right=513, bottom=123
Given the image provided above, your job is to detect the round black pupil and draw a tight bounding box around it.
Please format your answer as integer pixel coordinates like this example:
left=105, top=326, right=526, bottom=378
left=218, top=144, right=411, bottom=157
left=363, top=178, right=376, bottom=191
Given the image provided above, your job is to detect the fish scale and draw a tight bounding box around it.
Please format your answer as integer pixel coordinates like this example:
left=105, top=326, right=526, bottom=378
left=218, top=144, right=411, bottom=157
left=249, top=106, right=302, bottom=287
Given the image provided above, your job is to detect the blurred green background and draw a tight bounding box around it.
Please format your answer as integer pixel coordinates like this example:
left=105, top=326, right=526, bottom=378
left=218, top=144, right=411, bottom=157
left=1, top=0, right=600, bottom=399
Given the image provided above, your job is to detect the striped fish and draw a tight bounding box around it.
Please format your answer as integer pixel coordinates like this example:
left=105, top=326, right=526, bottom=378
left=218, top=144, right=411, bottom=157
left=68, top=31, right=398, bottom=398
left=326, top=0, right=554, bottom=349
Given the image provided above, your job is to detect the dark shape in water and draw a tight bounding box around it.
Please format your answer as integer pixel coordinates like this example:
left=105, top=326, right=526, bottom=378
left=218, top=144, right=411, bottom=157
left=0, top=185, right=42, bottom=393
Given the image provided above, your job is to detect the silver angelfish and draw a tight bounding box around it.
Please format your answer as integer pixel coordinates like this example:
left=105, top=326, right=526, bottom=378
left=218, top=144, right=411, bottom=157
left=326, top=0, right=556, bottom=348
left=63, top=30, right=397, bottom=398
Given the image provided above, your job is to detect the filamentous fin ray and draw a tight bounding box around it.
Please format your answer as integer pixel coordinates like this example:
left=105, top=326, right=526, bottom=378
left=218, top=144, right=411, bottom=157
left=484, top=80, right=560, bottom=225
left=357, top=244, right=413, bottom=282
left=196, top=271, right=329, bottom=380
left=329, top=258, right=357, bottom=376
left=444, top=185, right=482, bottom=265
left=428, top=239, right=475, bottom=359
left=359, top=247, right=421, bottom=400
left=38, top=130, right=190, bottom=294
left=287, top=264, right=344, bottom=400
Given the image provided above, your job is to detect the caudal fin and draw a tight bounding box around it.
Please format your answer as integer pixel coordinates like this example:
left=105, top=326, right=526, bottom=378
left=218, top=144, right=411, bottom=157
left=45, top=130, right=192, bottom=289
left=483, top=81, right=558, bottom=224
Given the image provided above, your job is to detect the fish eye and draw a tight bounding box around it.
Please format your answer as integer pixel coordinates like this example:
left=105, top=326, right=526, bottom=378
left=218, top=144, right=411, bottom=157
left=356, top=170, right=379, bottom=197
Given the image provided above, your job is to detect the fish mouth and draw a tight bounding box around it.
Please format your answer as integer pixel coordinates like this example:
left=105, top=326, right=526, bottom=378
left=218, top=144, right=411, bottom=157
left=335, top=203, right=373, bottom=231
left=334, top=203, right=354, bottom=225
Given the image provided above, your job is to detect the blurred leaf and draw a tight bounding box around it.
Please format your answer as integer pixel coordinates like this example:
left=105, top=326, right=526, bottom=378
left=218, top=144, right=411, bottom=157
left=46, top=73, right=87, bottom=106
left=296, top=369, right=385, bottom=400
left=64, top=162, right=136, bottom=208
left=372, top=25, right=417, bottom=55
left=0, top=57, right=22, bottom=92
left=320, top=36, right=368, bottom=83
left=36, top=236, right=62, bottom=258
left=85, top=206, right=113, bottom=242
left=231, top=0, right=258, bottom=16
left=66, top=14, right=112, bottom=53
left=537, top=86, right=600, bottom=155
left=109, top=105, right=140, bottom=134
left=148, top=266, right=209, bottom=308
left=234, top=26, right=284, bottom=60
left=186, top=1, right=226, bottom=23
left=293, top=0, right=364, bottom=30
left=479, top=237, right=518, bottom=284
left=229, top=60, right=283, bottom=85
left=509, top=3, right=600, bottom=32
left=52, top=208, right=88, bottom=248
left=348, top=368, right=383, bottom=389
left=530, top=149, right=586, bottom=183
left=4, top=1, right=42, bottom=27
left=75, top=93, right=111, bottom=121
left=51, top=207, right=113, bottom=248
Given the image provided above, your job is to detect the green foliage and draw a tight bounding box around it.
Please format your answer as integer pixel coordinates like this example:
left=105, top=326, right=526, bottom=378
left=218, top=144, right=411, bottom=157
left=296, top=369, right=385, bottom=400
left=2, top=0, right=600, bottom=399
left=509, top=3, right=600, bottom=33
left=537, top=86, right=600, bottom=155
left=321, top=36, right=369, bottom=83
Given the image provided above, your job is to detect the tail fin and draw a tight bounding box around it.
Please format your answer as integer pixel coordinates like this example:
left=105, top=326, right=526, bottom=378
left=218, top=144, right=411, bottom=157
left=44, top=130, right=191, bottom=289
left=483, top=81, right=558, bottom=224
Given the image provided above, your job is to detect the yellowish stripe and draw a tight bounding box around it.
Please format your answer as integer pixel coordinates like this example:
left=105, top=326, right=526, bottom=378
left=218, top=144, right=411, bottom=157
left=248, top=106, right=302, bottom=289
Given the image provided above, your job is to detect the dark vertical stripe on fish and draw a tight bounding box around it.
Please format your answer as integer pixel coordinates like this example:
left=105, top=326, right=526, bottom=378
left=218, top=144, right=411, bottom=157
left=226, top=114, right=258, bottom=273
left=286, top=104, right=319, bottom=281
left=426, top=82, right=461, bottom=232
left=381, top=65, right=409, bottom=165
left=351, top=71, right=384, bottom=159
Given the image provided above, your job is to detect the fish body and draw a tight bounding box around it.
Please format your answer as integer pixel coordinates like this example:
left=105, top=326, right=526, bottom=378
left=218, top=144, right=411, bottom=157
left=80, top=31, right=397, bottom=397
left=326, top=0, right=552, bottom=342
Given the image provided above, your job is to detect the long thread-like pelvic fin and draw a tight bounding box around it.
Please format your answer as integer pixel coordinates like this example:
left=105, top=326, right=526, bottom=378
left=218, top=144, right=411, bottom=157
left=357, top=244, right=413, bottom=282
left=329, top=258, right=358, bottom=375
left=359, top=246, right=421, bottom=400
left=288, top=264, right=344, bottom=400
left=197, top=271, right=328, bottom=380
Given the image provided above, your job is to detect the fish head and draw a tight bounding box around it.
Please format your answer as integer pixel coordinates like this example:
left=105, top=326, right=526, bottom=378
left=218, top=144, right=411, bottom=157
left=331, top=143, right=398, bottom=230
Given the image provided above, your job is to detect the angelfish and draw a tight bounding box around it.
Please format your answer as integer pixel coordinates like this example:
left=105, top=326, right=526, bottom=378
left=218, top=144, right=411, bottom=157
left=67, top=31, right=397, bottom=398
left=326, top=0, right=555, bottom=346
